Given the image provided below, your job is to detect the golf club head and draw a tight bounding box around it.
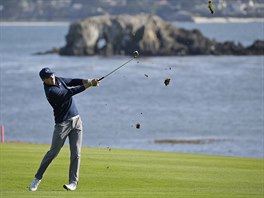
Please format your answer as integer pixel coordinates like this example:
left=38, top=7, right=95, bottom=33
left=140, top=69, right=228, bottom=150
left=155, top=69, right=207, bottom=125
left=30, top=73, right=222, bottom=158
left=133, top=50, right=139, bottom=58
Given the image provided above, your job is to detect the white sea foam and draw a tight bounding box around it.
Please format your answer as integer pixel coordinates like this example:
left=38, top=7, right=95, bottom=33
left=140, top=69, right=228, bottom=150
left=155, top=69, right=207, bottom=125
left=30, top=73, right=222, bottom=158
left=192, top=17, right=264, bottom=23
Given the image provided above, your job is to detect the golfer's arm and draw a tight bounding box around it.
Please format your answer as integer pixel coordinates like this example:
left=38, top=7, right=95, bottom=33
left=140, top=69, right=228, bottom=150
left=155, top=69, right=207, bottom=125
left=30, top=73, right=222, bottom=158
left=62, top=77, right=84, bottom=86
left=61, top=77, right=92, bottom=89
left=50, top=86, right=85, bottom=102
left=69, top=85, right=86, bottom=95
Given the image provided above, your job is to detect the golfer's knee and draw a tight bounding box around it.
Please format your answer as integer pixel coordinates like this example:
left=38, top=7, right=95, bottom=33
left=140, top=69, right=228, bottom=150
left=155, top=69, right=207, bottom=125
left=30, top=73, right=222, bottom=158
left=70, top=151, right=80, bottom=160
left=47, top=149, right=60, bottom=159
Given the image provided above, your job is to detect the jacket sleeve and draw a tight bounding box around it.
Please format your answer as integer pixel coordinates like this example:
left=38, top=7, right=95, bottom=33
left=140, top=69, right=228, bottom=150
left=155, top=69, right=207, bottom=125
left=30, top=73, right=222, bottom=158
left=61, top=77, right=83, bottom=87
left=48, top=85, right=85, bottom=105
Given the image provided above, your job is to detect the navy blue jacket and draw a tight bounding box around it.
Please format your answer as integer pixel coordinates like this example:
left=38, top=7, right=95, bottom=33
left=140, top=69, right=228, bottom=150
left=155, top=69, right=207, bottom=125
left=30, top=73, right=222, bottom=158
left=43, top=77, right=85, bottom=124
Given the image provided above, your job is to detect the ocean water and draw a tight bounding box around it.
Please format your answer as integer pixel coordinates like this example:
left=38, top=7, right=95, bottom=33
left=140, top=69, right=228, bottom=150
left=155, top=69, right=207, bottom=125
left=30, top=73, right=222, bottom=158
left=0, top=22, right=263, bottom=158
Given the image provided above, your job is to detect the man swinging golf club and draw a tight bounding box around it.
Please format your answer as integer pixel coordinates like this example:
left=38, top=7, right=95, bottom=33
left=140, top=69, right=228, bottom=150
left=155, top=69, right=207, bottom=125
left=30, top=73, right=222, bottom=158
left=29, top=67, right=99, bottom=191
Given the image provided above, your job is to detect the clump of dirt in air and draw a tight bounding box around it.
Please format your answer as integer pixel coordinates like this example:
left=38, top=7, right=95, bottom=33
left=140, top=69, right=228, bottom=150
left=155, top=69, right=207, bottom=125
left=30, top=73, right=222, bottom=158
left=164, top=78, right=171, bottom=86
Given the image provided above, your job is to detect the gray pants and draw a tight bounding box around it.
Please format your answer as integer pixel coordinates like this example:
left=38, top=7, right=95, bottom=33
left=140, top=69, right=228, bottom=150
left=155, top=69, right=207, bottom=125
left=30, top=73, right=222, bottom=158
left=35, top=116, right=83, bottom=184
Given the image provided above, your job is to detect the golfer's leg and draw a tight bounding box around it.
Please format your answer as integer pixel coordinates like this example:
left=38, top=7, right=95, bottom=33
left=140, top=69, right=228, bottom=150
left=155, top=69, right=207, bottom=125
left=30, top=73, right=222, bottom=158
left=68, top=117, right=83, bottom=184
left=35, top=122, right=70, bottom=180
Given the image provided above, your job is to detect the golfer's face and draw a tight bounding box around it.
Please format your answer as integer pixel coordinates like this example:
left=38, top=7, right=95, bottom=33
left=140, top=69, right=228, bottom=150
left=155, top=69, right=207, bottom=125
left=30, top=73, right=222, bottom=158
left=43, top=74, right=55, bottom=85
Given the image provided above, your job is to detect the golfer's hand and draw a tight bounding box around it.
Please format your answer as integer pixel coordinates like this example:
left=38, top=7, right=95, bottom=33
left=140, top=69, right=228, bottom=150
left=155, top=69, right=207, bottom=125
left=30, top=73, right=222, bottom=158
left=83, top=79, right=99, bottom=89
left=90, top=79, right=99, bottom=87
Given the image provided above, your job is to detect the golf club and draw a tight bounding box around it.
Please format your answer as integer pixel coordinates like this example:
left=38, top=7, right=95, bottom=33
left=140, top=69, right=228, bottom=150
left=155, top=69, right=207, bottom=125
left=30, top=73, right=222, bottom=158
left=98, top=50, right=139, bottom=81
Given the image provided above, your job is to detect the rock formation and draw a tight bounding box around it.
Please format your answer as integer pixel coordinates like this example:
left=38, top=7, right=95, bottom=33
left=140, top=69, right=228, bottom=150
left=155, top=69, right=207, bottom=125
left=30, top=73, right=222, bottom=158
left=58, top=14, right=263, bottom=56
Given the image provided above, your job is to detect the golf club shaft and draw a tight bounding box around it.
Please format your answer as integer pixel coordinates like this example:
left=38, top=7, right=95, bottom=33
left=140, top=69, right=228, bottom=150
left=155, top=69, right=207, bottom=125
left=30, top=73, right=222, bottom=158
left=98, top=57, right=135, bottom=81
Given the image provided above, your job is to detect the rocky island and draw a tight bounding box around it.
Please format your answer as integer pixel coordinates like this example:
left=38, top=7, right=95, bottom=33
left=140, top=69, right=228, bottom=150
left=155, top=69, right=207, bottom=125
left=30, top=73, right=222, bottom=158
left=49, top=14, right=263, bottom=56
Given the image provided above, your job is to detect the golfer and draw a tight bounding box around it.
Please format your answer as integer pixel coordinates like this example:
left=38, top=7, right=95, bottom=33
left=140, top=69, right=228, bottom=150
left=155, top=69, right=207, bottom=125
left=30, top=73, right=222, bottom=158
left=29, top=67, right=99, bottom=191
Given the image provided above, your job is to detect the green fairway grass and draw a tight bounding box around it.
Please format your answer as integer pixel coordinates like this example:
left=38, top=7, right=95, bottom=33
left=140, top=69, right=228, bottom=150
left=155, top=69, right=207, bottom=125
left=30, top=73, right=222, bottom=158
left=0, top=143, right=263, bottom=198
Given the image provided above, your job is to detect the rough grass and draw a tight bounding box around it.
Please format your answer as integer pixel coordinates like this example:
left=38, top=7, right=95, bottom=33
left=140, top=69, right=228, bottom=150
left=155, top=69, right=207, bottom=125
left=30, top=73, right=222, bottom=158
left=0, top=143, right=263, bottom=198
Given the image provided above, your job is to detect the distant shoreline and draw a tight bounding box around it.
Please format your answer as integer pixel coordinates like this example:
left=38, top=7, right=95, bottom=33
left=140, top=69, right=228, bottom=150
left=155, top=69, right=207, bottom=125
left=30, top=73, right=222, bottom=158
left=0, top=17, right=263, bottom=26
left=192, top=17, right=264, bottom=23
left=0, top=21, right=70, bottom=26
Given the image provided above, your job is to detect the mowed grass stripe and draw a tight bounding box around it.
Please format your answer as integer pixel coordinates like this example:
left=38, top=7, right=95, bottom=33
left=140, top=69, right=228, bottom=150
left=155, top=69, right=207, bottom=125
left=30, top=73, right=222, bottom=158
left=0, top=143, right=263, bottom=198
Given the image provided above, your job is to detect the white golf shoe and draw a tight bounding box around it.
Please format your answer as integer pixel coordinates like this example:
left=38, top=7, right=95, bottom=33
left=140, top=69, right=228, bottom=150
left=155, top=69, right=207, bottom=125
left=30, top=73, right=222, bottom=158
left=29, top=177, right=41, bottom=191
left=63, top=183, right=77, bottom=191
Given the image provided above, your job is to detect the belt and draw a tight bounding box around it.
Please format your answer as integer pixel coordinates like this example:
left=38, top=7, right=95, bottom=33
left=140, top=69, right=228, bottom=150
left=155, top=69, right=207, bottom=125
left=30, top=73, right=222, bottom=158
left=68, top=115, right=80, bottom=121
